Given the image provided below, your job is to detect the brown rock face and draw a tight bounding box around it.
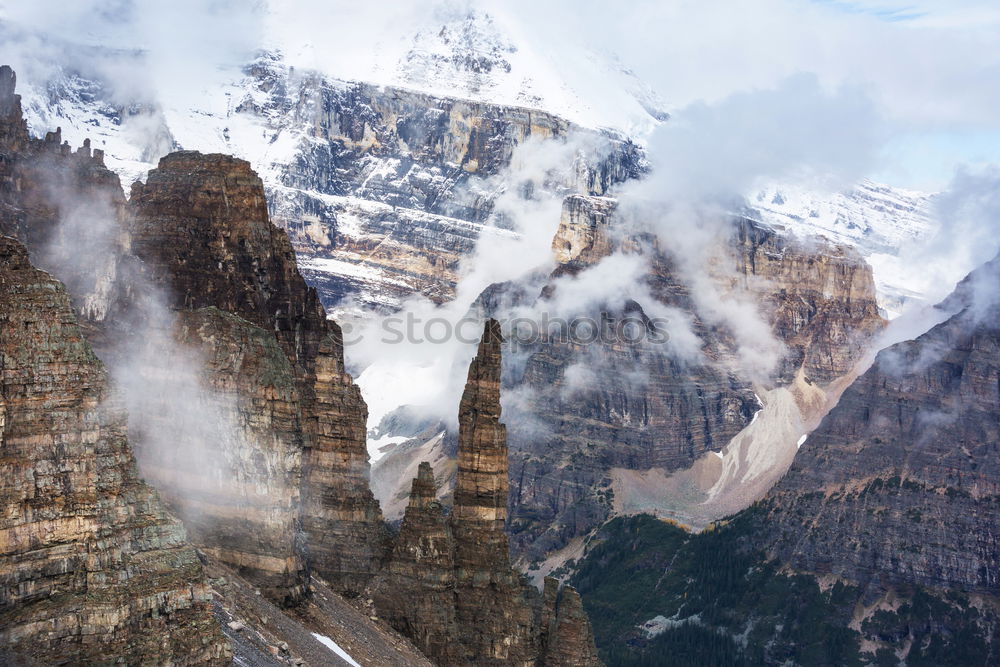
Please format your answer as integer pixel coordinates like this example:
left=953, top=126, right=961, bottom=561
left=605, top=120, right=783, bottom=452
left=451, top=320, right=540, bottom=664
left=369, top=462, right=461, bottom=662
left=498, top=194, right=884, bottom=559
left=541, top=580, right=603, bottom=667
left=1, top=64, right=387, bottom=603
left=370, top=321, right=602, bottom=665
left=0, top=66, right=26, bottom=150
left=168, top=307, right=308, bottom=603
left=453, top=318, right=510, bottom=539
left=762, top=255, right=1000, bottom=593
left=0, top=236, right=227, bottom=664
left=731, top=219, right=884, bottom=384
left=127, top=151, right=388, bottom=597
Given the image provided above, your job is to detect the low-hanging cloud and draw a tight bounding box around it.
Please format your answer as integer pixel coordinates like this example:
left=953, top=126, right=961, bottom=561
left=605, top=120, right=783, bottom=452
left=629, top=73, right=885, bottom=203
left=920, top=165, right=1000, bottom=306
left=344, top=132, right=611, bottom=430
left=611, top=74, right=887, bottom=381
left=31, top=162, right=253, bottom=523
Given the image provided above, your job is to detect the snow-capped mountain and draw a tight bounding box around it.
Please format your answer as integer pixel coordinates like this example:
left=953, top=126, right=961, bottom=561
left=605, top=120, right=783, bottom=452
left=263, top=4, right=670, bottom=137
left=751, top=180, right=934, bottom=255
left=749, top=180, right=938, bottom=317
left=7, top=7, right=937, bottom=322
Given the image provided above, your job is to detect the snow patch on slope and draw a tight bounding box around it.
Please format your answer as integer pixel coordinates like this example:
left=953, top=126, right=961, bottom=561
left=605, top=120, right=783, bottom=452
left=311, top=633, right=361, bottom=667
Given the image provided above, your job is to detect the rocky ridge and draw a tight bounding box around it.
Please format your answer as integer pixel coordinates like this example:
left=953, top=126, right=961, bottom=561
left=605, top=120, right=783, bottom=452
left=0, top=82, right=390, bottom=603
left=0, top=64, right=604, bottom=664
left=370, top=321, right=601, bottom=665
left=246, top=52, right=646, bottom=311
left=761, top=253, right=1000, bottom=593
left=127, top=150, right=388, bottom=600
left=570, top=254, right=1000, bottom=664
left=13, top=45, right=646, bottom=311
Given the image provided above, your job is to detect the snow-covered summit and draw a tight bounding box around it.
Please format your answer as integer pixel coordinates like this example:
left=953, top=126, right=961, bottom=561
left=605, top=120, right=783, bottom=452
left=748, top=180, right=938, bottom=317
left=263, top=4, right=669, bottom=137
left=750, top=180, right=934, bottom=254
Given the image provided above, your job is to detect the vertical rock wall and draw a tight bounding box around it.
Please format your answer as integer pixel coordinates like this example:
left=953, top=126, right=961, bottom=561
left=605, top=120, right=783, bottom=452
left=128, top=151, right=388, bottom=597
left=0, top=236, right=227, bottom=664
left=1, top=64, right=389, bottom=605
left=762, top=255, right=1000, bottom=593
left=500, top=194, right=885, bottom=559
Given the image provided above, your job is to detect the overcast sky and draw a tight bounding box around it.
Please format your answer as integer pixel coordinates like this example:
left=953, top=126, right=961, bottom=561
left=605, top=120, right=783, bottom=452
left=1, top=0, right=998, bottom=191
left=507, top=0, right=1000, bottom=191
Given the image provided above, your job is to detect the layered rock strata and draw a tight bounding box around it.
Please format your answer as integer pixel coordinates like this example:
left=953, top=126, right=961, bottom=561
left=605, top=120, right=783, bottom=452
left=0, top=65, right=387, bottom=603
left=369, top=462, right=461, bottom=663
left=0, top=235, right=227, bottom=664
left=127, top=151, right=388, bottom=598
left=370, top=321, right=602, bottom=665
left=499, top=194, right=884, bottom=559
left=0, top=66, right=132, bottom=337
left=762, top=254, right=1000, bottom=592
left=1, top=64, right=606, bottom=664
left=540, top=580, right=603, bottom=667
left=571, top=256, right=1000, bottom=664
left=450, top=320, right=539, bottom=664
left=240, top=53, right=645, bottom=310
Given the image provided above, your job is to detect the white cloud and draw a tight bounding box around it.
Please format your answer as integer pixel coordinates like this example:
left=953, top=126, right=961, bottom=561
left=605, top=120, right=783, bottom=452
left=3, top=0, right=999, bottom=188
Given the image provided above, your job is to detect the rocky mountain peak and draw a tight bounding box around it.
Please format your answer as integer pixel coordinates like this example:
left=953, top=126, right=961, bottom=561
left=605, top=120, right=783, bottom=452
left=0, top=64, right=17, bottom=112
left=399, top=10, right=516, bottom=87
left=409, top=460, right=440, bottom=508
left=127, top=148, right=388, bottom=599
left=369, top=320, right=602, bottom=665
left=0, top=63, right=27, bottom=148
left=453, top=317, right=508, bottom=529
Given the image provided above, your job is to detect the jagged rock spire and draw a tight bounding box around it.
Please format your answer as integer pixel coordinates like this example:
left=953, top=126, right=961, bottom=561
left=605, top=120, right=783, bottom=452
left=453, top=317, right=508, bottom=529
left=0, top=65, right=26, bottom=151
left=0, top=65, right=16, bottom=109
left=370, top=461, right=461, bottom=663
left=541, top=578, right=603, bottom=666
left=409, top=461, right=439, bottom=509
left=369, top=320, right=603, bottom=665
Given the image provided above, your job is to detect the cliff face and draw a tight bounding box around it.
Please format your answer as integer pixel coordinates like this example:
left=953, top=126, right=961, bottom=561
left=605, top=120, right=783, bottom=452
left=762, top=255, right=1000, bottom=593
left=570, top=258, right=1000, bottom=664
left=166, top=307, right=309, bottom=602
left=370, top=321, right=602, bottom=666
left=496, top=194, right=884, bottom=560
left=731, top=219, right=884, bottom=385
left=0, top=235, right=227, bottom=664
left=127, top=151, right=388, bottom=598
left=1, top=63, right=387, bottom=603
left=235, top=54, right=645, bottom=310
left=369, top=462, right=462, bottom=662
